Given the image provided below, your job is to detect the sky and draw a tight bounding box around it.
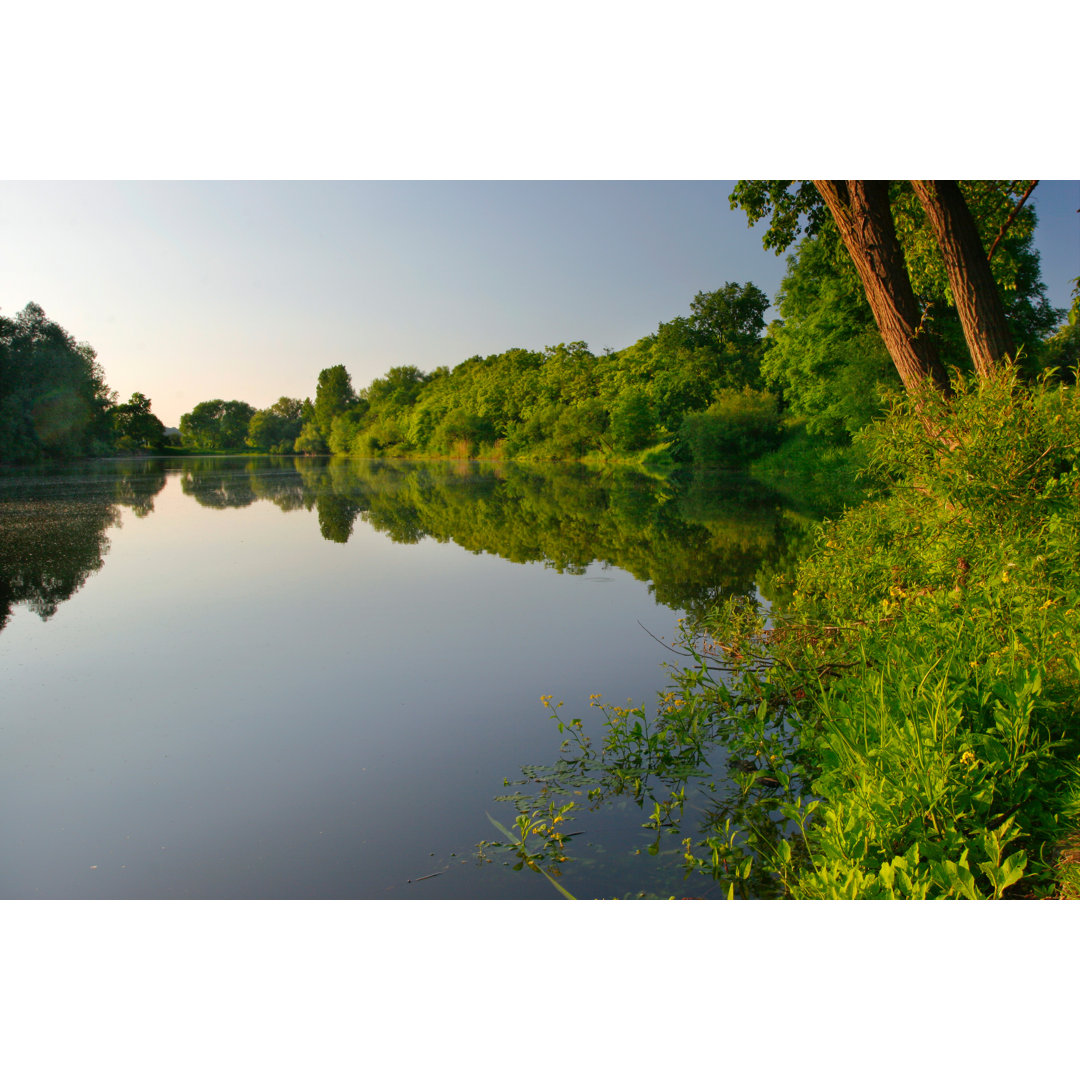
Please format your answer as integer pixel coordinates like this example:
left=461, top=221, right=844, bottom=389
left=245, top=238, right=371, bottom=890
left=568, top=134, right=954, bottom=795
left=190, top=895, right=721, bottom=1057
left=3, top=179, right=1078, bottom=428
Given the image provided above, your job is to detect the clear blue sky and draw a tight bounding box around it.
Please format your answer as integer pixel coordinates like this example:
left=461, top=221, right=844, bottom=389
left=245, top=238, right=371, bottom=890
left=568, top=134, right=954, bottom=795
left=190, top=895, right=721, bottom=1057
left=2, top=180, right=1077, bottom=428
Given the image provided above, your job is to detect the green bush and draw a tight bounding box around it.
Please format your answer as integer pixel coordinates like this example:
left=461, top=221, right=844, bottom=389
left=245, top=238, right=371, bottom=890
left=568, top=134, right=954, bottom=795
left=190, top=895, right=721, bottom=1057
left=679, top=388, right=781, bottom=467
left=749, top=368, right=1080, bottom=896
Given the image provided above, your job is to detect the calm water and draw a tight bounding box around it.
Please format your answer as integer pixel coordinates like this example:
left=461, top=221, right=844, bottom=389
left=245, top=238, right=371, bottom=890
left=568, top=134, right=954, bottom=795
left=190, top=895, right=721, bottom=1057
left=0, top=457, right=800, bottom=899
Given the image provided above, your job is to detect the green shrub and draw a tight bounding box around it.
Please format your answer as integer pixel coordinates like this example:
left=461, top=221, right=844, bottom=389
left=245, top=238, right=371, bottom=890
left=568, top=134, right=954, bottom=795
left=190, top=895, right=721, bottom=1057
left=760, top=369, right=1080, bottom=896
left=679, top=388, right=781, bottom=466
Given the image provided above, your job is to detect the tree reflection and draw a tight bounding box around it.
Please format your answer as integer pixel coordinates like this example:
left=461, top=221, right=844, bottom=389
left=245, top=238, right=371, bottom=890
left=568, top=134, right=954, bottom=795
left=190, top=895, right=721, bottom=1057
left=0, top=461, right=175, bottom=633
left=0, top=478, right=116, bottom=630
left=1, top=456, right=821, bottom=636
left=171, top=457, right=809, bottom=616
left=99, top=458, right=168, bottom=518
left=179, top=458, right=260, bottom=509
left=163, top=457, right=810, bottom=615
left=310, top=460, right=797, bottom=617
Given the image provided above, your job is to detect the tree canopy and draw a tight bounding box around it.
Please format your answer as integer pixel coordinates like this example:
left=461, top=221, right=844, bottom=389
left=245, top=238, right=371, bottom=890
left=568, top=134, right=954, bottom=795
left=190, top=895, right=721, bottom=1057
left=0, top=303, right=115, bottom=463
left=179, top=399, right=256, bottom=451
left=736, top=182, right=1060, bottom=384
left=287, top=283, right=774, bottom=466
left=109, top=392, right=166, bottom=452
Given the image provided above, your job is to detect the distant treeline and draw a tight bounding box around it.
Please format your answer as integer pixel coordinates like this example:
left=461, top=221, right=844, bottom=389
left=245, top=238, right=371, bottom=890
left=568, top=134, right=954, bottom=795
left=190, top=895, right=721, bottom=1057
left=8, top=192, right=1074, bottom=469
left=177, top=199, right=1074, bottom=465
left=180, top=281, right=783, bottom=469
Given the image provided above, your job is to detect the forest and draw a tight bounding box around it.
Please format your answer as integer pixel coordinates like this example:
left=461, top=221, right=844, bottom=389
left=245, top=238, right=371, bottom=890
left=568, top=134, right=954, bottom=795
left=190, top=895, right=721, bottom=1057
left=163, top=279, right=781, bottom=470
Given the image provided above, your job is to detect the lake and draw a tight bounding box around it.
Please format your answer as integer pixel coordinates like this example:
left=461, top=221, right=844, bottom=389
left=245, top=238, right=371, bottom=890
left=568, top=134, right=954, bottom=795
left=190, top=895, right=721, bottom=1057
left=0, top=456, right=804, bottom=899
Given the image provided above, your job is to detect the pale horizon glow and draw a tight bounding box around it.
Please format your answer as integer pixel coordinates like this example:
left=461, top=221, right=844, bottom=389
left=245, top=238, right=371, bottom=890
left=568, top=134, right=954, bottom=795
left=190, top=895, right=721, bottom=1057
left=2, top=180, right=1077, bottom=428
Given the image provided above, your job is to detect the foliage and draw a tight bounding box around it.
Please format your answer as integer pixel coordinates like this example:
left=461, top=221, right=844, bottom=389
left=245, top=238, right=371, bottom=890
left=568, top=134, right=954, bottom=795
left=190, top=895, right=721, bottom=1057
left=747, top=371, right=1080, bottom=896
left=0, top=303, right=115, bottom=464
left=729, top=181, right=829, bottom=252
left=481, top=807, right=578, bottom=899
left=678, top=389, right=781, bottom=467
left=179, top=398, right=256, bottom=451
left=494, top=371, right=1080, bottom=898
left=247, top=397, right=305, bottom=453
left=109, top=392, right=166, bottom=452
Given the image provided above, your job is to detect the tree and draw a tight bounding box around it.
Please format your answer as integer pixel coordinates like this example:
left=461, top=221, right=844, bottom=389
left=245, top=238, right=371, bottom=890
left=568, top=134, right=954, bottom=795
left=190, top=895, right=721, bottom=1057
left=690, top=281, right=770, bottom=353
left=0, top=303, right=114, bottom=463
left=180, top=399, right=224, bottom=449
left=609, top=388, right=657, bottom=452
left=327, top=401, right=371, bottom=455
left=220, top=400, right=255, bottom=448
left=109, top=392, right=166, bottom=451
left=293, top=422, right=327, bottom=455
left=271, top=396, right=304, bottom=421
left=810, top=181, right=952, bottom=395
left=179, top=399, right=255, bottom=450
left=248, top=409, right=297, bottom=453
left=678, top=389, right=781, bottom=466
left=908, top=181, right=1017, bottom=379
left=435, top=406, right=495, bottom=456
left=730, top=181, right=1053, bottom=400
left=762, top=232, right=900, bottom=438
left=314, top=365, right=358, bottom=440
left=363, top=365, right=428, bottom=411
left=247, top=397, right=305, bottom=452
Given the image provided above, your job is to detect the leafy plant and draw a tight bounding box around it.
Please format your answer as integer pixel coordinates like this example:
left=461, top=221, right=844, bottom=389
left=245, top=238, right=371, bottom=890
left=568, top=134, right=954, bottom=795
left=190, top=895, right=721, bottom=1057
left=480, top=804, right=578, bottom=900
left=487, top=369, right=1080, bottom=898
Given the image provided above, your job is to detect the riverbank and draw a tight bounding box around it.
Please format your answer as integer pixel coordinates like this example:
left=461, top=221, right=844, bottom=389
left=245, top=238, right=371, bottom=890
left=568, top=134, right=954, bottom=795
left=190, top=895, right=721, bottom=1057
left=691, top=370, right=1080, bottom=897
left=522, top=371, right=1080, bottom=898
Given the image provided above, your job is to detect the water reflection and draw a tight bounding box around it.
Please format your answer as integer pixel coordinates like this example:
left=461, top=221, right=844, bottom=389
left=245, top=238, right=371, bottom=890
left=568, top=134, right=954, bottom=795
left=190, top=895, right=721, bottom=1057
left=0, top=460, right=167, bottom=631
left=0, top=456, right=834, bottom=899
left=1, top=456, right=811, bottom=635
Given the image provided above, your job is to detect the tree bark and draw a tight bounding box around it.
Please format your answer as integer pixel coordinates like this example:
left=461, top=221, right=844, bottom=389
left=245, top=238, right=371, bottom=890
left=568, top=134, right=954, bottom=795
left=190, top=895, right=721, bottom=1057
left=911, top=180, right=1016, bottom=379
left=813, top=181, right=952, bottom=398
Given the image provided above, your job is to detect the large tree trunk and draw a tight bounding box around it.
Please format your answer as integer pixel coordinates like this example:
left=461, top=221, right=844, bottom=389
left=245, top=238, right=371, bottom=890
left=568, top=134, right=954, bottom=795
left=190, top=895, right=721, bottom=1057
left=813, top=181, right=952, bottom=398
left=910, top=180, right=1016, bottom=379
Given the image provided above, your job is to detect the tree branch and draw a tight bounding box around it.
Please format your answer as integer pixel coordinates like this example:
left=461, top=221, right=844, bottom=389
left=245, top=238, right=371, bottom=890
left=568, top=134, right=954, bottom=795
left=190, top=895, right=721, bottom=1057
left=987, top=180, right=1038, bottom=263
